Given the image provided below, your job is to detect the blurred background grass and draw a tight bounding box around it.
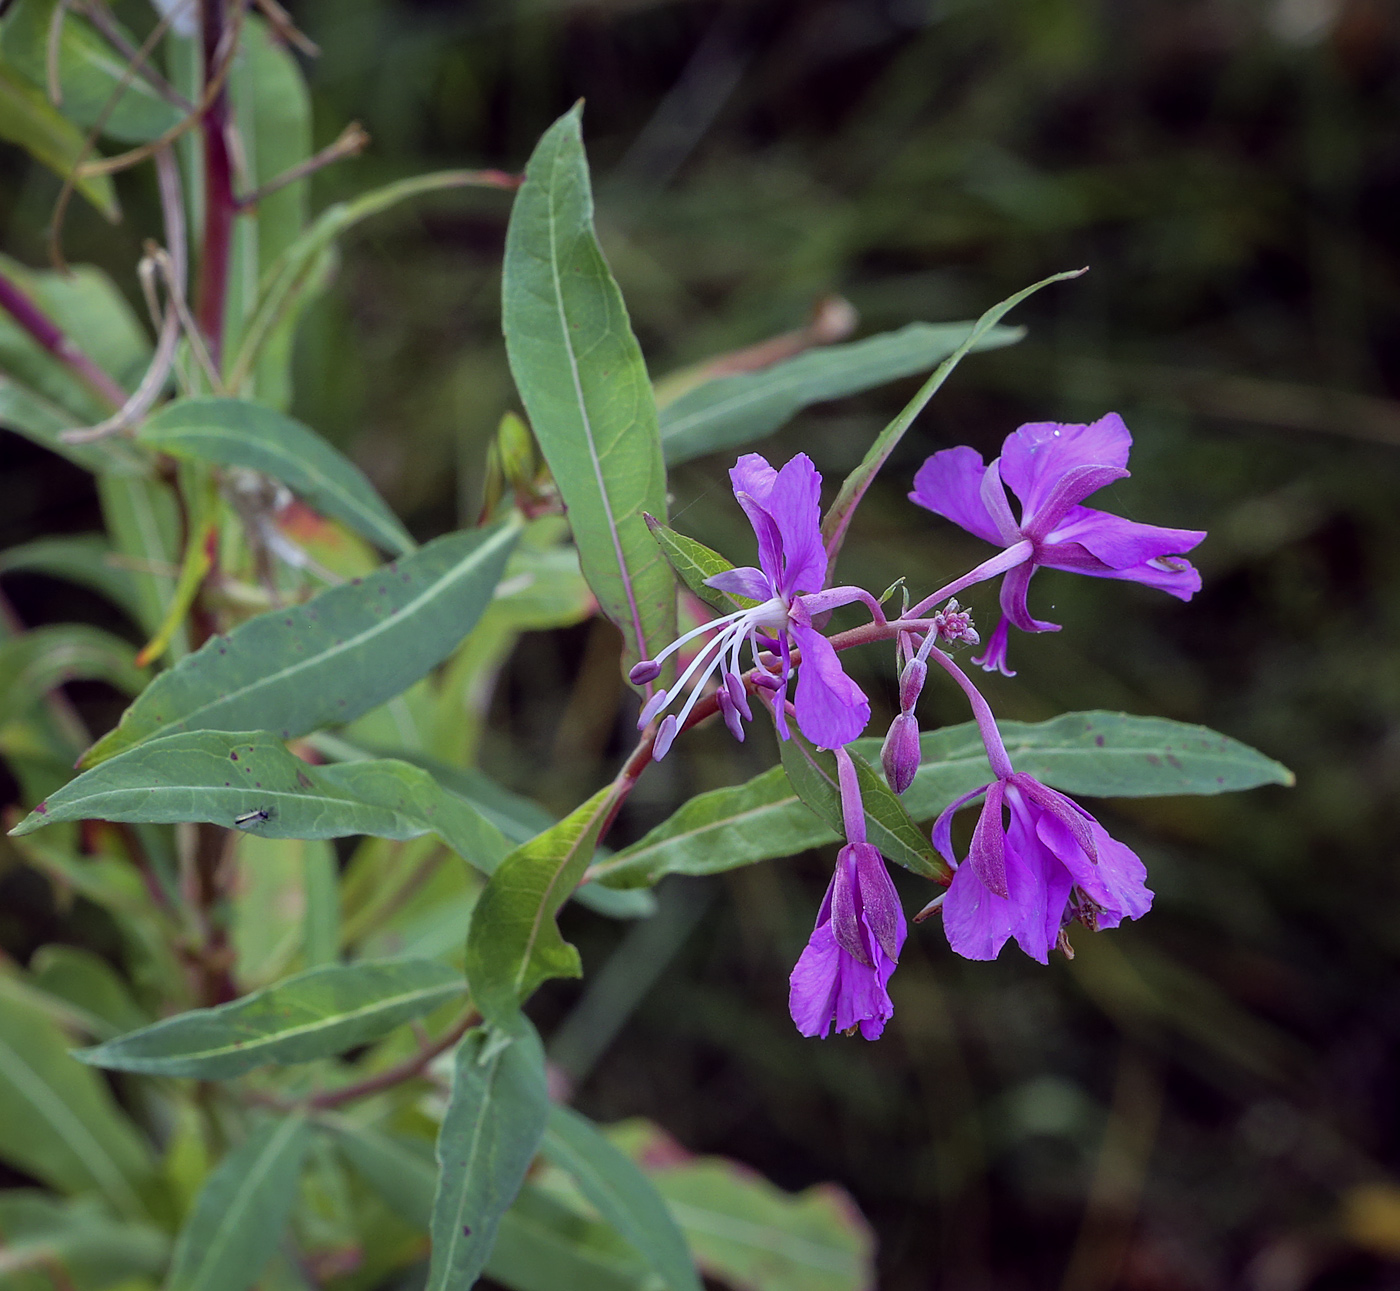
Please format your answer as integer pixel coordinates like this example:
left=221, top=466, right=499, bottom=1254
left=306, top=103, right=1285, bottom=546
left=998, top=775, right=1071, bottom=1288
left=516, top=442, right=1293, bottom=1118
left=5, top=0, right=1400, bottom=1287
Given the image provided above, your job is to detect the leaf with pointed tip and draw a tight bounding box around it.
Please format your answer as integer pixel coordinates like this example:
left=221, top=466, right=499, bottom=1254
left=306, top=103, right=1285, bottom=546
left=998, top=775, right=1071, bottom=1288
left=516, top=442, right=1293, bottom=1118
left=0, top=625, right=148, bottom=726
left=0, top=1192, right=168, bottom=1288
left=821, top=270, right=1084, bottom=561
left=465, top=784, right=616, bottom=1024
left=779, top=733, right=945, bottom=880
left=0, top=534, right=145, bottom=622
left=12, top=730, right=514, bottom=878
left=502, top=105, right=673, bottom=672
left=79, top=522, right=519, bottom=766
left=165, top=1116, right=310, bottom=1291
left=76, top=959, right=464, bottom=1078
left=543, top=1105, right=701, bottom=1291
left=426, top=1018, right=549, bottom=1291
left=645, top=516, right=752, bottom=614
left=658, top=321, right=1023, bottom=466
left=137, top=398, right=415, bottom=555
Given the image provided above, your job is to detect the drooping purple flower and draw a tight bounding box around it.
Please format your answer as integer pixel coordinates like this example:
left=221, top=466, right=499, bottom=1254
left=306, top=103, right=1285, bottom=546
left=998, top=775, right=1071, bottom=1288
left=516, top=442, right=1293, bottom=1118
left=789, top=841, right=907, bottom=1040
left=632, top=453, right=871, bottom=758
left=930, top=772, right=1152, bottom=963
left=909, top=414, right=1205, bottom=675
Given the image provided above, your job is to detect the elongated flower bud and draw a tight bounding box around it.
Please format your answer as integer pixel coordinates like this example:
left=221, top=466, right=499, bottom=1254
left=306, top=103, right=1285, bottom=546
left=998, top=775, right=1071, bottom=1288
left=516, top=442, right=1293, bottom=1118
left=881, top=712, right=921, bottom=794
left=898, top=656, right=927, bottom=714
left=629, top=659, right=662, bottom=685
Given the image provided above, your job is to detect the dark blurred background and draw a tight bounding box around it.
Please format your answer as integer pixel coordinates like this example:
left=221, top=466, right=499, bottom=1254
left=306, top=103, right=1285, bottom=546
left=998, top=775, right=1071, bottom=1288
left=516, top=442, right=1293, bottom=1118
left=6, top=1, right=1400, bottom=1287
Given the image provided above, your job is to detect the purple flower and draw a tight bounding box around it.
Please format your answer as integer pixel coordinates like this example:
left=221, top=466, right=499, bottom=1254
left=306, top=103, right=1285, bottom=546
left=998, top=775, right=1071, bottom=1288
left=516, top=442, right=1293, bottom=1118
left=909, top=414, right=1205, bottom=675
left=931, top=772, right=1152, bottom=963
left=632, top=453, right=871, bottom=758
left=789, top=842, right=907, bottom=1040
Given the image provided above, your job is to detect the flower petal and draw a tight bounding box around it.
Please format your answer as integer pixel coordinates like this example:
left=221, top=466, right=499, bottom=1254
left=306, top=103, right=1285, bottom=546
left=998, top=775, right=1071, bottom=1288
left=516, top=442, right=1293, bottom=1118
left=790, top=622, right=871, bottom=747
left=1044, top=506, right=1205, bottom=570
left=999, top=414, right=1133, bottom=518
left=931, top=783, right=991, bottom=863
left=971, top=617, right=1017, bottom=677
left=705, top=566, right=771, bottom=601
left=830, top=847, right=871, bottom=967
left=1036, top=811, right=1152, bottom=925
left=766, top=454, right=828, bottom=596
left=942, top=860, right=1020, bottom=961
left=1004, top=793, right=1071, bottom=962
left=910, top=446, right=1006, bottom=546
left=788, top=922, right=842, bottom=1038
left=998, top=562, right=1059, bottom=634
left=853, top=842, right=904, bottom=963
left=968, top=778, right=1008, bottom=898
left=730, top=454, right=784, bottom=586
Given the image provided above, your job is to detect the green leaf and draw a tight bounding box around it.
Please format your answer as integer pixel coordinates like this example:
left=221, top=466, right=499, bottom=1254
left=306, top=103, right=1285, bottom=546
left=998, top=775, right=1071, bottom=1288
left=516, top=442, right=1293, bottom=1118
left=229, top=169, right=510, bottom=394
left=779, top=733, right=944, bottom=880
left=644, top=515, right=752, bottom=614
left=165, top=1115, right=310, bottom=1291
left=326, top=1120, right=438, bottom=1229
left=658, top=320, right=1023, bottom=467
left=96, top=473, right=182, bottom=643
left=78, top=522, right=520, bottom=766
left=0, top=0, right=183, bottom=144
left=229, top=834, right=323, bottom=987
left=465, top=784, right=616, bottom=1024
left=820, top=270, right=1083, bottom=560
left=542, top=1105, right=700, bottom=1291
left=75, top=959, right=463, bottom=1079
left=0, top=65, right=118, bottom=219
left=0, top=625, right=148, bottom=726
left=0, top=377, right=140, bottom=473
left=0, top=1192, right=167, bottom=1290
left=501, top=104, right=674, bottom=671
left=426, top=1018, right=549, bottom=1291
left=137, top=398, right=415, bottom=555
left=608, top=1120, right=874, bottom=1291
left=12, top=730, right=514, bottom=880
left=29, top=944, right=148, bottom=1040
left=0, top=993, right=153, bottom=1219
left=0, top=534, right=145, bottom=623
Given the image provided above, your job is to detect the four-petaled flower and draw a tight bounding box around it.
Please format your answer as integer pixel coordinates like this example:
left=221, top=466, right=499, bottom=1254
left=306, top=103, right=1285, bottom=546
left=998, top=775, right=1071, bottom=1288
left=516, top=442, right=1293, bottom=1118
left=632, top=452, right=870, bottom=759
left=909, top=414, right=1206, bottom=675
left=932, top=772, right=1152, bottom=963
left=789, top=841, right=907, bottom=1040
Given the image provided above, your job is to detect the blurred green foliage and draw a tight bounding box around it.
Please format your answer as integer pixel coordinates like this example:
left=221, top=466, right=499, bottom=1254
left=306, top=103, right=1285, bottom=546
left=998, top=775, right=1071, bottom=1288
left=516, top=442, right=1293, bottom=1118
left=4, top=0, right=1400, bottom=1288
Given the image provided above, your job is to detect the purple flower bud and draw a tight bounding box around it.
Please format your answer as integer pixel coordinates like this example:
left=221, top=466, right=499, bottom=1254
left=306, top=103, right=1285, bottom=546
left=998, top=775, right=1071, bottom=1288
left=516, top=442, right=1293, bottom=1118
left=717, top=688, right=746, bottom=743
left=898, top=657, right=927, bottom=713
left=652, top=714, right=679, bottom=761
left=629, top=659, right=662, bottom=685
left=723, top=671, right=752, bottom=720
left=881, top=713, right=922, bottom=794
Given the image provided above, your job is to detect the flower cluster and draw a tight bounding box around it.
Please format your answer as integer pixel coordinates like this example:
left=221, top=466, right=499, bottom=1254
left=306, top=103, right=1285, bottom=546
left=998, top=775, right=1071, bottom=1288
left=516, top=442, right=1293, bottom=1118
left=638, top=414, right=1203, bottom=1041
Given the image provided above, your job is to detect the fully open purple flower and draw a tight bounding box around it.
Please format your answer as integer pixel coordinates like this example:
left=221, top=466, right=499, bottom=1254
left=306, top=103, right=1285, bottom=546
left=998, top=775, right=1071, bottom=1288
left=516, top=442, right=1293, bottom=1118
left=909, top=414, right=1206, bottom=674
left=632, top=453, right=870, bottom=758
left=931, top=772, right=1152, bottom=963
left=789, top=841, right=907, bottom=1040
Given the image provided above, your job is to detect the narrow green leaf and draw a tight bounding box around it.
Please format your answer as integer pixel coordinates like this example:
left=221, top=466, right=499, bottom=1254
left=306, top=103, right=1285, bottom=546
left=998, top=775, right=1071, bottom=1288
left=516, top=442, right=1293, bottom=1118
left=779, top=734, right=944, bottom=880
left=327, top=1119, right=438, bottom=1228
left=0, top=625, right=148, bottom=726
left=820, top=270, right=1085, bottom=560
left=12, top=730, right=514, bottom=881
left=645, top=515, right=751, bottom=613
left=502, top=104, right=674, bottom=671
left=426, top=1019, right=549, bottom=1291
left=303, top=839, right=340, bottom=969
left=79, top=522, right=519, bottom=766
left=0, top=0, right=183, bottom=143
left=0, top=993, right=153, bottom=1219
left=658, top=320, right=1023, bottom=466
left=137, top=398, right=415, bottom=555
left=166, top=1115, right=310, bottom=1291
left=96, top=472, right=183, bottom=651
left=465, top=785, right=617, bottom=1024
left=76, top=959, right=464, bottom=1078
left=0, top=1192, right=167, bottom=1288
left=0, top=376, right=140, bottom=473
left=543, top=1105, right=701, bottom=1291
left=29, top=944, right=148, bottom=1039
left=0, top=65, right=118, bottom=218
left=0, top=534, right=145, bottom=622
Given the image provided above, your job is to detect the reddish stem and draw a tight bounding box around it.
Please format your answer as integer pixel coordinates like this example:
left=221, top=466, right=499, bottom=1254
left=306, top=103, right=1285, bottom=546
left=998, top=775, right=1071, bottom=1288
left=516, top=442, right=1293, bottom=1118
left=0, top=271, right=127, bottom=409
left=194, top=0, right=235, bottom=368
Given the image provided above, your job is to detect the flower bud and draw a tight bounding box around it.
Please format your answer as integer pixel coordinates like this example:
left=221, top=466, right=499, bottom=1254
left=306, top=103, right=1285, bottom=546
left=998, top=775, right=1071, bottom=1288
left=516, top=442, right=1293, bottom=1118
left=629, top=659, right=662, bottom=685
left=881, top=712, right=921, bottom=794
left=898, top=656, right=927, bottom=714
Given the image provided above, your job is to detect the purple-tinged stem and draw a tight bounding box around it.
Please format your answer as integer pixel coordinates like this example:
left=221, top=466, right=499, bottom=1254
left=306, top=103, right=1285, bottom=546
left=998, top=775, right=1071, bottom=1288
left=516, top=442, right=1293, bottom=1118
left=833, top=745, right=867, bottom=844
left=906, top=540, right=1032, bottom=620
left=194, top=0, right=235, bottom=370
left=0, top=270, right=127, bottom=409
left=922, top=646, right=1014, bottom=780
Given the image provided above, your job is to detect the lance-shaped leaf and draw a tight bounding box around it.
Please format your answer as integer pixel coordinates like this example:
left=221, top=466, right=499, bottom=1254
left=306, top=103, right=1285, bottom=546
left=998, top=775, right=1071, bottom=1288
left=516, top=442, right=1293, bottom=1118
left=12, top=730, right=514, bottom=877
left=644, top=515, right=752, bottom=614
left=75, top=959, right=464, bottom=1078
left=78, top=522, right=520, bottom=766
left=658, top=320, right=1023, bottom=466
left=0, top=625, right=148, bottom=726
left=821, top=269, right=1086, bottom=562
left=502, top=105, right=673, bottom=670
left=426, top=1018, right=549, bottom=1291
left=0, top=534, right=145, bottom=623
left=779, top=734, right=944, bottom=880
left=166, top=1116, right=310, bottom=1291
left=542, top=1105, right=701, bottom=1291
left=0, top=1192, right=168, bottom=1288
left=465, top=784, right=616, bottom=1024
left=0, top=66, right=118, bottom=219
left=137, top=398, right=415, bottom=555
